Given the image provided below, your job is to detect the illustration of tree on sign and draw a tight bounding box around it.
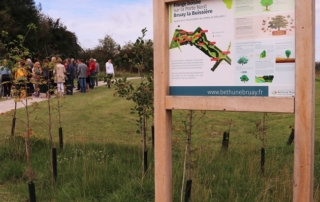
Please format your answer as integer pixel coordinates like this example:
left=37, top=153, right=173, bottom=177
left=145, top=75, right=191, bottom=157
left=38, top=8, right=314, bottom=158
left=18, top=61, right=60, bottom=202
left=260, top=0, right=273, bottom=11
left=260, top=50, right=266, bottom=58
left=285, top=50, right=291, bottom=59
left=240, top=75, right=249, bottom=83
left=237, top=56, right=249, bottom=66
left=263, top=75, right=274, bottom=82
left=268, top=15, right=288, bottom=35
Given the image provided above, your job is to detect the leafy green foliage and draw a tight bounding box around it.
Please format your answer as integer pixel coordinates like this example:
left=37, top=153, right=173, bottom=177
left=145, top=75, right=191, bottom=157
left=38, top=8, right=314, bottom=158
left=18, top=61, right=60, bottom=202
left=0, top=24, right=36, bottom=71
left=114, top=74, right=154, bottom=132
left=36, top=15, right=82, bottom=59
left=0, top=1, right=81, bottom=60
left=0, top=0, right=40, bottom=55
left=130, top=28, right=153, bottom=75
left=82, top=28, right=154, bottom=74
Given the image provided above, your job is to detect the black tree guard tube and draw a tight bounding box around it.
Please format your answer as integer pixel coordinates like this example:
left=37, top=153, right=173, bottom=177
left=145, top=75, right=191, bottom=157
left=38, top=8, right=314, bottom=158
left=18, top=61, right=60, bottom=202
left=11, top=117, right=16, bottom=136
left=185, top=179, right=192, bottom=202
left=221, top=132, right=229, bottom=152
left=52, top=148, right=57, bottom=181
left=225, top=132, right=229, bottom=149
left=144, top=150, right=148, bottom=173
left=261, top=148, right=265, bottom=174
left=222, top=132, right=226, bottom=148
left=28, top=181, right=36, bottom=202
left=59, top=127, right=63, bottom=149
left=151, top=125, right=154, bottom=149
left=286, top=129, right=294, bottom=145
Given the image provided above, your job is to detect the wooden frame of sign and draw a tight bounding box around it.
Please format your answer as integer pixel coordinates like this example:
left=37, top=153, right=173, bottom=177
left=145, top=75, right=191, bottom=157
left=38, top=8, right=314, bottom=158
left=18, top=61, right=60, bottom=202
left=153, top=0, right=315, bottom=201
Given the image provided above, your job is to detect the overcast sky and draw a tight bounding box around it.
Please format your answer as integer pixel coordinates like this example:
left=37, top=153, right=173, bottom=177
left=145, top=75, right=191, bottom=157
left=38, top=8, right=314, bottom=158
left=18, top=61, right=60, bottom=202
left=35, top=0, right=320, bottom=60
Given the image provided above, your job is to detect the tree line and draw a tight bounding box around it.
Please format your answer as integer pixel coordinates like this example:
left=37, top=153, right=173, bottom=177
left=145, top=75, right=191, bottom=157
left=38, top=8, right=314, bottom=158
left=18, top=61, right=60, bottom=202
left=0, top=0, right=153, bottom=73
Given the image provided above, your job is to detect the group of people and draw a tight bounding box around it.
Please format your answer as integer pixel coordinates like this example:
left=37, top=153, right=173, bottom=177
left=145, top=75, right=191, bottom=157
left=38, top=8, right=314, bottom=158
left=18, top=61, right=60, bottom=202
left=0, top=57, right=115, bottom=98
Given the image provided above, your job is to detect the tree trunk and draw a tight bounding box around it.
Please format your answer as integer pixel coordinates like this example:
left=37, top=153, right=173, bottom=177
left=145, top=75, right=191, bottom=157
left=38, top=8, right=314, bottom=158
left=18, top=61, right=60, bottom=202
left=24, top=84, right=33, bottom=183
left=48, top=91, right=53, bottom=148
left=187, top=110, right=193, bottom=181
left=11, top=102, right=17, bottom=136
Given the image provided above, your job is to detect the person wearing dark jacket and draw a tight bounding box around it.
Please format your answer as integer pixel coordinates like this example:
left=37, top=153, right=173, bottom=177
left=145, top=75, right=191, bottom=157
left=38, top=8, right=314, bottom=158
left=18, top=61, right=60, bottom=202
left=0, top=59, right=12, bottom=99
left=66, top=58, right=75, bottom=95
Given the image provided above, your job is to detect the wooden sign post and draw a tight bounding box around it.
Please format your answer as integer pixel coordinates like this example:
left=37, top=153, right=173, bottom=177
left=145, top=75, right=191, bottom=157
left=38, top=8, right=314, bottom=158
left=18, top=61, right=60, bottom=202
left=153, top=0, right=315, bottom=201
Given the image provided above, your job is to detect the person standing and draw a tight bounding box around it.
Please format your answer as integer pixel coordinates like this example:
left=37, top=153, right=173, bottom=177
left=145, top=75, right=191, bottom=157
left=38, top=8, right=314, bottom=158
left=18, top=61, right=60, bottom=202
left=77, top=59, right=87, bottom=93
left=89, top=58, right=96, bottom=89
left=94, top=59, right=100, bottom=86
left=26, top=58, right=34, bottom=96
left=15, top=60, right=28, bottom=98
left=0, top=59, right=12, bottom=99
left=53, top=58, right=66, bottom=95
left=86, top=61, right=91, bottom=92
left=32, top=61, right=43, bottom=97
left=40, top=59, right=50, bottom=96
left=66, top=58, right=75, bottom=95
left=105, top=59, right=114, bottom=88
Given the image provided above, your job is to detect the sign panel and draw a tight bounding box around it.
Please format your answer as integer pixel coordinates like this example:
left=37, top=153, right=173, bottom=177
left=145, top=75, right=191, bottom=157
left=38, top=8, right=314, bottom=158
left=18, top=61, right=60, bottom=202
left=169, top=0, right=295, bottom=97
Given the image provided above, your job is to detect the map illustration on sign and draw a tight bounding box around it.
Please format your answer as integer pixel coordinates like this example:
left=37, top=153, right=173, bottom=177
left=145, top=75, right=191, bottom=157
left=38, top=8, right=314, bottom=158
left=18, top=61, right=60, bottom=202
left=169, top=27, right=232, bottom=72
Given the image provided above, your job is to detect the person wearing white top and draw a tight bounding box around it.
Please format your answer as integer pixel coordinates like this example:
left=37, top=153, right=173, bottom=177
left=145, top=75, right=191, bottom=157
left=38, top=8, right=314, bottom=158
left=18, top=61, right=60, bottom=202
left=105, top=59, right=114, bottom=88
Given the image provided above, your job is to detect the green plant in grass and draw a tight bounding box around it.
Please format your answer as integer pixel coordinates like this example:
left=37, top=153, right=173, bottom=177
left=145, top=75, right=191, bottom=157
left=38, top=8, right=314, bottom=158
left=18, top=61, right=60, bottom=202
left=0, top=75, right=319, bottom=201
left=175, top=110, right=206, bottom=202
left=113, top=28, right=154, bottom=176
left=114, top=74, right=154, bottom=176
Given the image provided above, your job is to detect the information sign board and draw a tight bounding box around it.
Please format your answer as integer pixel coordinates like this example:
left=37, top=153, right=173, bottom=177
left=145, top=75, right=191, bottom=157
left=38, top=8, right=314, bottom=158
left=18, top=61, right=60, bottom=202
left=169, top=0, right=295, bottom=97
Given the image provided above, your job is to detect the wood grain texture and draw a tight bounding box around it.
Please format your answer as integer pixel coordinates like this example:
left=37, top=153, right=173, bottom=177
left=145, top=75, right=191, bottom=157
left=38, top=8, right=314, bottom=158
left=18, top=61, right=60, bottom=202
left=293, top=0, right=315, bottom=201
left=166, top=96, right=294, bottom=113
left=154, top=0, right=172, bottom=201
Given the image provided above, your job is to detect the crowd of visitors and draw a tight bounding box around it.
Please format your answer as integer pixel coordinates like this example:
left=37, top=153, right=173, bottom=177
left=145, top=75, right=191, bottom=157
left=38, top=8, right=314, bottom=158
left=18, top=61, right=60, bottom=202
left=0, top=57, right=115, bottom=98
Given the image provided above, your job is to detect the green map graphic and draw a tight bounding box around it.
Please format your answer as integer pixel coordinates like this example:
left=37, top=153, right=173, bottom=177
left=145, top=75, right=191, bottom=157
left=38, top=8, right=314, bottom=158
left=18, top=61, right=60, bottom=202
left=222, top=0, right=233, bottom=9
left=169, top=27, right=232, bottom=72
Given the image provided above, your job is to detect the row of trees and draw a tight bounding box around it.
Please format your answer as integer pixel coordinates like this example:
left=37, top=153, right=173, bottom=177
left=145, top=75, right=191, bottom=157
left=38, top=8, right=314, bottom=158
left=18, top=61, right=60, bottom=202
left=0, top=0, right=154, bottom=74
left=0, top=0, right=82, bottom=60
left=80, top=33, right=154, bottom=73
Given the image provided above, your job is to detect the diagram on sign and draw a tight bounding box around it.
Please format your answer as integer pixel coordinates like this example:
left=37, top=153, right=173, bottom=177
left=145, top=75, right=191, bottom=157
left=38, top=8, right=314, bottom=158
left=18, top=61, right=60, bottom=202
left=169, top=27, right=232, bottom=72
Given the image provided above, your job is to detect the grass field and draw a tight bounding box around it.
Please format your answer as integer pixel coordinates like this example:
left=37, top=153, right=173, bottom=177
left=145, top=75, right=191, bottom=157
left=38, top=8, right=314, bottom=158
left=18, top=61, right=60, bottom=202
left=0, top=77, right=319, bottom=201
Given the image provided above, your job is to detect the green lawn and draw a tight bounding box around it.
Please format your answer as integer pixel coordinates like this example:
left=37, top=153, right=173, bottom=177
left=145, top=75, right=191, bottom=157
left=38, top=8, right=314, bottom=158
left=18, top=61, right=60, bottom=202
left=0, top=78, right=319, bottom=201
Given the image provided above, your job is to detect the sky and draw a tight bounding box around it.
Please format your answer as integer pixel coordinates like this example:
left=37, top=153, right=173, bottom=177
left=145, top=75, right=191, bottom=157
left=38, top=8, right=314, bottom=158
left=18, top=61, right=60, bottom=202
left=35, top=0, right=320, bottom=61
